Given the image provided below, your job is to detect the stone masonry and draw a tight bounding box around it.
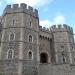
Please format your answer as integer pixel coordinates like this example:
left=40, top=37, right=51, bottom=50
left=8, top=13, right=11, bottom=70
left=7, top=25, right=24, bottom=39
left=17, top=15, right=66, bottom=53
left=0, top=3, right=75, bottom=75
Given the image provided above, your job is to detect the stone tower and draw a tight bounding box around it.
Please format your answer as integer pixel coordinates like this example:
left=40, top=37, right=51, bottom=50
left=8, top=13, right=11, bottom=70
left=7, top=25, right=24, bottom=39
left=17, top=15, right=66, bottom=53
left=50, top=24, right=75, bottom=64
left=0, top=3, right=75, bottom=75
left=0, top=3, right=39, bottom=75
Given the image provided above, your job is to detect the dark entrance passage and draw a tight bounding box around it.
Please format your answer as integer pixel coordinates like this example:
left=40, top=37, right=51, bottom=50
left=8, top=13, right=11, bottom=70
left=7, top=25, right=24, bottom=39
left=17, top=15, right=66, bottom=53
left=40, top=53, right=48, bottom=63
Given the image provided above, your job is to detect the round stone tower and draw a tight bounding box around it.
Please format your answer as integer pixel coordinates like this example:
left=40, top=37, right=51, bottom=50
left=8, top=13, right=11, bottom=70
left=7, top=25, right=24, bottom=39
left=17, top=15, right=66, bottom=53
left=50, top=24, right=75, bottom=64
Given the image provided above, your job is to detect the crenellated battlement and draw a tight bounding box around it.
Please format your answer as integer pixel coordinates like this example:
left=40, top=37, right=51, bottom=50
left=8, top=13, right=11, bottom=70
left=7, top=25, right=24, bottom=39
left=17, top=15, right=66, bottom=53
left=39, top=25, right=50, bottom=32
left=50, top=24, right=73, bottom=33
left=3, top=3, right=38, bottom=18
left=39, top=24, right=73, bottom=34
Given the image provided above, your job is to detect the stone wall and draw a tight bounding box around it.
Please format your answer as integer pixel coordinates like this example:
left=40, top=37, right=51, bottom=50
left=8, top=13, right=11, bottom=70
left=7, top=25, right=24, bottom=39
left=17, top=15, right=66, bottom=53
left=39, top=63, right=75, bottom=75
left=0, top=60, right=38, bottom=75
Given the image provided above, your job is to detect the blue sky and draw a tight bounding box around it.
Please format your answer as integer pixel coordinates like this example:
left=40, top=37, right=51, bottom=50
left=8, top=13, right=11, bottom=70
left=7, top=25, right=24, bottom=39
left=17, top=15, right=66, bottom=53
left=0, top=0, right=75, bottom=33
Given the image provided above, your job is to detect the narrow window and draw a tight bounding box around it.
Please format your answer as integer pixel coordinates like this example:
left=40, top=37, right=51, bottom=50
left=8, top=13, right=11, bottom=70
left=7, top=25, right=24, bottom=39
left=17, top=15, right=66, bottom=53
left=12, top=13, right=16, bottom=26
left=61, top=46, right=64, bottom=51
left=62, top=51, right=66, bottom=64
left=30, top=21, right=32, bottom=28
left=72, top=47, right=74, bottom=51
left=62, top=56, right=65, bottom=63
left=7, top=50, right=14, bottom=59
left=9, top=33, right=15, bottom=41
left=28, top=51, right=33, bottom=60
left=74, top=56, right=75, bottom=61
left=13, top=19, right=15, bottom=25
left=29, top=35, right=33, bottom=43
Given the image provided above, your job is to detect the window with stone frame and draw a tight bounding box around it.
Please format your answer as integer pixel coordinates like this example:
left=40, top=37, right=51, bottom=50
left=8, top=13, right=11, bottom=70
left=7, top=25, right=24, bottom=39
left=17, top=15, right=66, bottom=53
left=61, top=51, right=66, bottom=64
left=72, top=46, right=74, bottom=51
left=12, top=13, right=16, bottom=26
left=7, top=49, right=14, bottom=59
left=28, top=51, right=33, bottom=60
left=29, top=35, right=33, bottom=43
left=12, top=19, right=15, bottom=25
left=74, top=56, right=75, bottom=61
left=30, top=21, right=32, bottom=28
left=9, top=33, right=15, bottom=41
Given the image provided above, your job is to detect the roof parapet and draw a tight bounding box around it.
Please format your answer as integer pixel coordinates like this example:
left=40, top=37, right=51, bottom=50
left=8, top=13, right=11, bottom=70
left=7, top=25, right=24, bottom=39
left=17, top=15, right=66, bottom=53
left=4, top=3, right=39, bottom=18
left=39, top=25, right=50, bottom=32
left=50, top=24, right=73, bottom=33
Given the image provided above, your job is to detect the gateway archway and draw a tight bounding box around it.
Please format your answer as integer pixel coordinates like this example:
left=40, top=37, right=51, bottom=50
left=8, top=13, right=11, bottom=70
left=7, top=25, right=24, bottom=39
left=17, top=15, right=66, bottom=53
left=40, top=53, right=48, bottom=63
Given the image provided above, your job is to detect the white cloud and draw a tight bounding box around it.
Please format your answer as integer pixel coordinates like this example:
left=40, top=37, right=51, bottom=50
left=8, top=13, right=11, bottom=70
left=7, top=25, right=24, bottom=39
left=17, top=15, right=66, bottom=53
left=40, top=20, right=52, bottom=28
left=53, top=15, right=65, bottom=24
left=6, top=0, right=53, bottom=7
left=40, top=14, right=66, bottom=28
left=0, top=2, right=1, bottom=6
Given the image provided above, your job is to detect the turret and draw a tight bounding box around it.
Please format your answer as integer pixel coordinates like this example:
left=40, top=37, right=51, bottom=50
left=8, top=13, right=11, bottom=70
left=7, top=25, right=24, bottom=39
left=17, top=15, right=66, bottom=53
left=4, top=3, right=39, bottom=18
left=50, top=24, right=74, bottom=64
left=50, top=24, right=73, bottom=34
left=0, top=3, right=39, bottom=75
